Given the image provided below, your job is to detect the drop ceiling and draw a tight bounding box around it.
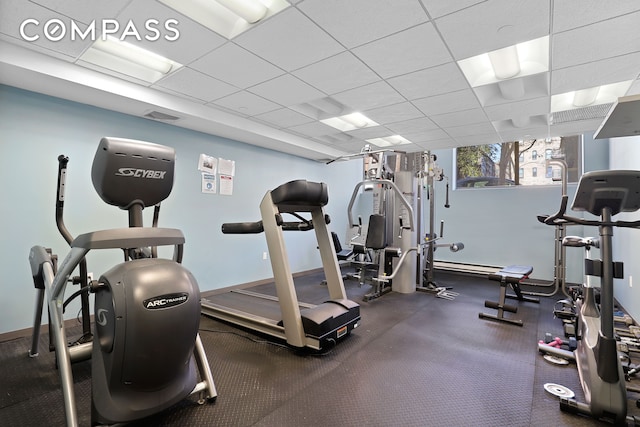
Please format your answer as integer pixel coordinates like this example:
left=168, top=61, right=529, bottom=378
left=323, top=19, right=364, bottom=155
left=1, top=0, right=639, bottom=161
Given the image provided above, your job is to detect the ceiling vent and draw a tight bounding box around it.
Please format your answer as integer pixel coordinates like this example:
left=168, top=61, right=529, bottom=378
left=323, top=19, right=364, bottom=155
left=551, top=103, right=613, bottom=124
left=143, top=110, right=181, bottom=121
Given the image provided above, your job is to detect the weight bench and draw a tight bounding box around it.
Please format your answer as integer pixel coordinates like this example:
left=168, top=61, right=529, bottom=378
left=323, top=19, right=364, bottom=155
left=479, top=265, right=539, bottom=326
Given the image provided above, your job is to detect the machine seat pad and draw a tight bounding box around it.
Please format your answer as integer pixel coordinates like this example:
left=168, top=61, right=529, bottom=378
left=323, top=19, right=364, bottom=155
left=488, top=265, right=533, bottom=284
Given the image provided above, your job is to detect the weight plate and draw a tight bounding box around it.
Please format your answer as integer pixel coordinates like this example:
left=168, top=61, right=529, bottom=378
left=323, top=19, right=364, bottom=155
left=543, top=354, right=569, bottom=365
left=544, top=383, right=575, bottom=399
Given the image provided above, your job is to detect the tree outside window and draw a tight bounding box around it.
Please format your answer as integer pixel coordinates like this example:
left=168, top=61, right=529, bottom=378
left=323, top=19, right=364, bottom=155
left=455, top=135, right=581, bottom=188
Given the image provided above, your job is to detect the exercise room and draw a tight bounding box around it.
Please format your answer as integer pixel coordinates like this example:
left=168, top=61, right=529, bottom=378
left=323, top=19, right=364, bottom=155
left=1, top=1, right=640, bottom=426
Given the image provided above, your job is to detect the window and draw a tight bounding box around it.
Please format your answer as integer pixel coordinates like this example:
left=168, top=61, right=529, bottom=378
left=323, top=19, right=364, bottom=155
left=455, top=135, right=581, bottom=188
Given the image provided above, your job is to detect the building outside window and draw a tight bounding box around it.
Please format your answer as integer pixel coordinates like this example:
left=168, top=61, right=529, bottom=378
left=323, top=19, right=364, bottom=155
left=455, top=135, right=581, bottom=188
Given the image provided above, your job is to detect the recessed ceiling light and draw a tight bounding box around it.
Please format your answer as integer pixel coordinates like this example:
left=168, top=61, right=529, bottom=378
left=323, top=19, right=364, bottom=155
left=550, top=81, right=633, bottom=112
left=457, top=36, right=549, bottom=88
left=159, top=0, right=290, bottom=39
left=365, top=135, right=412, bottom=147
left=320, top=112, right=379, bottom=132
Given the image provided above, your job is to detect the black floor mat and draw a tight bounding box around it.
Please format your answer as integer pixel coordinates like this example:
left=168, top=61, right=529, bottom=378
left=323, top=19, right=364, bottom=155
left=1, top=270, right=638, bottom=426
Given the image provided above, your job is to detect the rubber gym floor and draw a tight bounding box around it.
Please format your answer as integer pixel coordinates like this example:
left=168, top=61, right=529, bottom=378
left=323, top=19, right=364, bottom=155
left=1, top=269, right=639, bottom=426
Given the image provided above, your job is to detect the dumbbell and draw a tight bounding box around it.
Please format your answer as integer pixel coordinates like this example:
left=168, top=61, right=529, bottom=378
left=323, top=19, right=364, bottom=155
left=541, top=334, right=577, bottom=350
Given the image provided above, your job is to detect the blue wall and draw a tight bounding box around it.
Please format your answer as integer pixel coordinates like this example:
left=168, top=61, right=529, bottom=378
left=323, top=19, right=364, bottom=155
left=427, top=133, right=609, bottom=284
left=0, top=85, right=361, bottom=334
left=608, top=135, right=640, bottom=322
left=2, top=83, right=637, bottom=335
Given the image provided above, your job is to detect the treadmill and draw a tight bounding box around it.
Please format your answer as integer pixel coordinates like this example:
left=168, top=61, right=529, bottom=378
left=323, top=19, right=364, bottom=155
left=201, top=180, right=361, bottom=351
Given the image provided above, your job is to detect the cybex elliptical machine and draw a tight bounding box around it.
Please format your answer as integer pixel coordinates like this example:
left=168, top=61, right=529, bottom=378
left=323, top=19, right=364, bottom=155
left=540, top=170, right=640, bottom=425
left=28, top=137, right=216, bottom=426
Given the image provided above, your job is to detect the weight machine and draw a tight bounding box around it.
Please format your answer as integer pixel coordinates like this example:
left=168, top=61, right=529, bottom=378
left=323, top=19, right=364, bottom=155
left=332, top=146, right=463, bottom=300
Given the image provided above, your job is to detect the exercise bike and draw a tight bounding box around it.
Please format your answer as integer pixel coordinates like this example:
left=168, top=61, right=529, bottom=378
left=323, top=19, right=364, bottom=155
left=540, top=170, right=640, bottom=425
left=28, top=137, right=216, bottom=426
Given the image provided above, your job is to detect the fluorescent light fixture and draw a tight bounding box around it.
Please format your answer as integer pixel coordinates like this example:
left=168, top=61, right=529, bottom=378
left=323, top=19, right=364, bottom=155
left=215, top=0, right=267, bottom=23
left=366, top=135, right=412, bottom=147
left=572, top=87, right=600, bottom=107
left=320, top=112, right=379, bottom=132
left=458, top=36, right=549, bottom=87
left=79, top=36, right=181, bottom=83
left=551, top=81, right=633, bottom=112
left=488, top=45, right=520, bottom=79
left=159, top=0, right=290, bottom=39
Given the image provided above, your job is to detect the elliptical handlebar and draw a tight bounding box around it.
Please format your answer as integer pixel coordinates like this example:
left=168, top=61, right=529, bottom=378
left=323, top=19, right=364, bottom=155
left=56, top=155, right=74, bottom=245
left=544, top=194, right=640, bottom=229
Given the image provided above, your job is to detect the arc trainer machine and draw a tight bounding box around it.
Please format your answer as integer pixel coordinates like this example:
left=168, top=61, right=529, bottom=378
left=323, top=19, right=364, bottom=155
left=28, top=138, right=216, bottom=426
left=201, top=180, right=360, bottom=351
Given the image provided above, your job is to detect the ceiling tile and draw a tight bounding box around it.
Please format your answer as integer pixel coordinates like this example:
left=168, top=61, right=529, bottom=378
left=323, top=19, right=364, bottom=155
left=484, top=96, right=549, bottom=121
left=234, top=8, right=344, bottom=72
left=363, top=102, right=424, bottom=125
left=28, top=0, right=131, bottom=25
left=553, top=0, right=640, bottom=32
left=4, top=0, right=639, bottom=160
left=248, top=74, right=325, bottom=106
left=419, top=0, right=486, bottom=19
left=552, top=11, right=640, bottom=69
left=402, top=128, right=450, bottom=142
left=430, top=108, right=488, bottom=128
left=211, top=90, right=280, bottom=116
left=413, top=89, right=480, bottom=116
left=0, top=0, right=92, bottom=58
left=153, top=67, right=237, bottom=102
left=497, top=127, right=550, bottom=141
left=352, top=23, right=451, bottom=79
left=453, top=132, right=501, bottom=146
left=191, top=42, right=284, bottom=89
left=385, top=117, right=439, bottom=134
left=298, top=0, right=429, bottom=49
left=445, top=122, right=497, bottom=137
left=333, top=81, right=405, bottom=111
left=435, top=0, right=550, bottom=60
left=252, top=108, right=315, bottom=128
left=417, top=137, right=459, bottom=149
left=387, top=62, right=469, bottom=100
left=550, top=119, right=605, bottom=136
left=344, top=125, right=388, bottom=140
left=117, top=0, right=226, bottom=65
left=551, top=52, right=640, bottom=95
left=292, top=51, right=379, bottom=95
left=327, top=140, right=368, bottom=152
left=287, top=121, right=338, bottom=137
